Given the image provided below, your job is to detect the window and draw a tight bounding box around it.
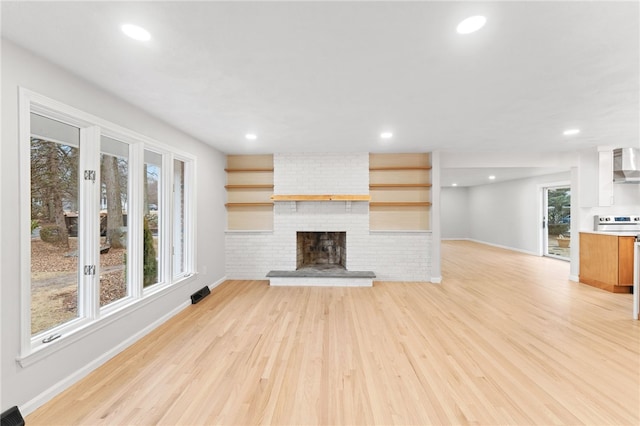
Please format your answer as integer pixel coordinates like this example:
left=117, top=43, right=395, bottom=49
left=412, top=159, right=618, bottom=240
left=173, top=159, right=186, bottom=278
left=30, top=113, right=81, bottom=336
left=19, top=89, right=196, bottom=363
left=143, top=149, right=163, bottom=288
left=100, top=136, right=129, bottom=307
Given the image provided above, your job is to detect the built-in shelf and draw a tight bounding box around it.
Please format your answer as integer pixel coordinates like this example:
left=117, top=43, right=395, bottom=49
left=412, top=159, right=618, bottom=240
left=225, top=202, right=274, bottom=207
left=369, top=202, right=432, bottom=207
left=369, top=166, right=432, bottom=171
left=225, top=184, right=274, bottom=189
left=369, top=183, right=432, bottom=188
left=225, top=155, right=274, bottom=230
left=271, top=194, right=371, bottom=201
left=224, top=168, right=274, bottom=172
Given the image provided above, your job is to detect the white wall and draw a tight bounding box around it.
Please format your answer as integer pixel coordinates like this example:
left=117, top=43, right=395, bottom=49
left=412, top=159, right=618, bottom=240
left=467, top=172, right=571, bottom=254
left=441, top=187, right=470, bottom=239
left=1, top=40, right=227, bottom=414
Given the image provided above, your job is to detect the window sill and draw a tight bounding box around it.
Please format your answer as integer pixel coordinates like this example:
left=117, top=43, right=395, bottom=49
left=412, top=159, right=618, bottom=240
left=17, top=273, right=197, bottom=368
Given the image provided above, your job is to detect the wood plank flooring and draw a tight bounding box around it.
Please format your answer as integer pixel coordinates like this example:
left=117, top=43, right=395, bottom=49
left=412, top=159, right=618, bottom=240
left=27, top=240, right=640, bottom=425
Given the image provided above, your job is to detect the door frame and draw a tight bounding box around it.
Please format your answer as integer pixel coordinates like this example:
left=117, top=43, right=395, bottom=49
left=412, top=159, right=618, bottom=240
left=537, top=180, right=571, bottom=259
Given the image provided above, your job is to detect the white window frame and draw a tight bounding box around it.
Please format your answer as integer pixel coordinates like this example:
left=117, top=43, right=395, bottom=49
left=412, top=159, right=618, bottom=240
left=18, top=88, right=197, bottom=367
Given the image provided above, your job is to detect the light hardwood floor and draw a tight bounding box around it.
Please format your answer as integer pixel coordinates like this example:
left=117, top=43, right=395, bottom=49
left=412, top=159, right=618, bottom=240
left=27, top=241, right=640, bottom=425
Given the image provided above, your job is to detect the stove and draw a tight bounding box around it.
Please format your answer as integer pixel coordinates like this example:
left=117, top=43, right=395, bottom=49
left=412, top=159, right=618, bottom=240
left=594, top=215, right=640, bottom=234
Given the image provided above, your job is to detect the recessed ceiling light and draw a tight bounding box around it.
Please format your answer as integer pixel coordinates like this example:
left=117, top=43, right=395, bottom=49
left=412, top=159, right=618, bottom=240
left=121, top=24, right=151, bottom=41
left=456, top=16, right=487, bottom=34
left=452, top=183, right=458, bottom=187
left=380, top=132, right=393, bottom=139
left=245, top=133, right=257, bottom=140
left=563, top=128, right=580, bottom=136
left=488, top=175, right=496, bottom=180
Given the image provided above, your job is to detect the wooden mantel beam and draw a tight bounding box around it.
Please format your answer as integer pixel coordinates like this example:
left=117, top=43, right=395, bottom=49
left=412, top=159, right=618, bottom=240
left=270, top=194, right=371, bottom=201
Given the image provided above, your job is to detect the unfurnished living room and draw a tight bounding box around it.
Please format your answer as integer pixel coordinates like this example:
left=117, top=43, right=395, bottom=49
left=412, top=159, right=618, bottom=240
left=1, top=2, right=639, bottom=425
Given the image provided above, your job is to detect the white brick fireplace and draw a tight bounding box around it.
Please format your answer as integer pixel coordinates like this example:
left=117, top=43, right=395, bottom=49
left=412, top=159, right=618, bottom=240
left=225, top=152, right=432, bottom=282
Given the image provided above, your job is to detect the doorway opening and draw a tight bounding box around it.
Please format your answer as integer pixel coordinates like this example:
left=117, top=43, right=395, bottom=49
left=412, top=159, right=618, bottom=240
left=543, top=186, right=571, bottom=260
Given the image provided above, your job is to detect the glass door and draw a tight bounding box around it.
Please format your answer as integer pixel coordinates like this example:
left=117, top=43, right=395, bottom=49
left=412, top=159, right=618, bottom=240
left=543, top=186, right=571, bottom=260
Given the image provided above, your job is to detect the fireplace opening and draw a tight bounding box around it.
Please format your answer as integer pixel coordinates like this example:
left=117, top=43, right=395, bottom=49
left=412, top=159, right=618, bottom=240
left=296, top=232, right=346, bottom=270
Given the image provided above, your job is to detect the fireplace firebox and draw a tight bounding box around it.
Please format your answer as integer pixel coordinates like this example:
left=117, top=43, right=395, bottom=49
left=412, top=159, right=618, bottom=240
left=296, top=232, right=346, bottom=270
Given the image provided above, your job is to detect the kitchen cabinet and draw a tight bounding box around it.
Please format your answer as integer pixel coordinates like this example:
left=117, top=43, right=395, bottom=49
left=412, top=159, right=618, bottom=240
left=578, top=148, right=615, bottom=207
left=579, top=232, right=634, bottom=293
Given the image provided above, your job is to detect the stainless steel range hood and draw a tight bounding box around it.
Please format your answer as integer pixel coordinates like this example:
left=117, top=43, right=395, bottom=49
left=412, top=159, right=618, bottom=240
left=613, top=147, right=640, bottom=183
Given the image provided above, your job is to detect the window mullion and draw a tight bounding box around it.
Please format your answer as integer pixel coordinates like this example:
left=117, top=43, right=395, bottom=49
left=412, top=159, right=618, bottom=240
left=162, top=153, right=173, bottom=283
left=129, top=143, right=145, bottom=298
left=79, top=126, right=101, bottom=320
left=185, top=160, right=196, bottom=274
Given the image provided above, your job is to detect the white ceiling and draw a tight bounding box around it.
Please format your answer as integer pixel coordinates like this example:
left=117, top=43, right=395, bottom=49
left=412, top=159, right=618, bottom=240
left=440, top=167, right=568, bottom=188
left=2, top=1, right=638, bottom=185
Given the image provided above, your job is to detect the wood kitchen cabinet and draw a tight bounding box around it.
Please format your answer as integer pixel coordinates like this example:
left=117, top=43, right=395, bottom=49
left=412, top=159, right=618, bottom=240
left=579, top=232, right=635, bottom=293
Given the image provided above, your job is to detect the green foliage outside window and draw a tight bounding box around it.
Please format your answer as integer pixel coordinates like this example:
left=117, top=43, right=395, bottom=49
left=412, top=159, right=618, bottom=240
left=143, top=217, right=158, bottom=287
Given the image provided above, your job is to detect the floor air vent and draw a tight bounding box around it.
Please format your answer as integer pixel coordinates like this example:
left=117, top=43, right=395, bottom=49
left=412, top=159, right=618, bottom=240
left=1, top=406, right=25, bottom=426
left=190, top=286, right=211, bottom=304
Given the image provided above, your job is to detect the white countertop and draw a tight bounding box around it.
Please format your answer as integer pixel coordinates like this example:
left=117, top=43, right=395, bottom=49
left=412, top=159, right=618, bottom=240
left=579, top=231, right=640, bottom=237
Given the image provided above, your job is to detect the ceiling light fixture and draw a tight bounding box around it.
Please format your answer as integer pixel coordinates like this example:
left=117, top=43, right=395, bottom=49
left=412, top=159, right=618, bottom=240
left=380, top=132, right=393, bottom=139
left=488, top=175, right=496, bottom=180
left=452, top=183, right=458, bottom=187
left=563, top=128, right=581, bottom=136
left=245, top=133, right=257, bottom=140
left=457, top=16, right=487, bottom=34
left=121, top=24, right=151, bottom=41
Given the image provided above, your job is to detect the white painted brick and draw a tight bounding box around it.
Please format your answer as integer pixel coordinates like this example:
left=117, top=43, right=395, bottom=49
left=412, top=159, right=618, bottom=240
left=226, top=153, right=431, bottom=282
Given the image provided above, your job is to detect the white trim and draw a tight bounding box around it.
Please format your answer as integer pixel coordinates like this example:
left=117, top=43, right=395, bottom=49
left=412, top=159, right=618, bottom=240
left=430, top=276, right=442, bottom=284
left=467, top=238, right=539, bottom=256
left=19, top=299, right=192, bottom=416
left=25, top=88, right=196, bottom=161
left=19, top=89, right=33, bottom=358
left=430, top=150, right=442, bottom=283
left=129, top=142, right=145, bottom=300
left=569, top=274, right=579, bottom=282
left=185, top=158, right=197, bottom=275
left=17, top=273, right=199, bottom=368
left=537, top=181, right=571, bottom=258
left=208, top=275, right=227, bottom=291
left=161, top=151, right=173, bottom=283
left=18, top=87, right=199, bottom=361
left=81, top=126, right=102, bottom=321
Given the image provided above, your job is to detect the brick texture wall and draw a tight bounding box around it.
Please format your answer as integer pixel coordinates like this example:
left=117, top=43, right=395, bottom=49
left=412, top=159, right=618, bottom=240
left=225, top=153, right=431, bottom=281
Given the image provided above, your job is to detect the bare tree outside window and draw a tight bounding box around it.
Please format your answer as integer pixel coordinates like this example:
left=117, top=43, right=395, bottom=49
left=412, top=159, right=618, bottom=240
left=30, top=113, right=81, bottom=335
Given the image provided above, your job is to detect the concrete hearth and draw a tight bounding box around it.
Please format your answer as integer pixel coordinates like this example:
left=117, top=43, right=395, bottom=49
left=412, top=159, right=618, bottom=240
left=266, top=267, right=375, bottom=287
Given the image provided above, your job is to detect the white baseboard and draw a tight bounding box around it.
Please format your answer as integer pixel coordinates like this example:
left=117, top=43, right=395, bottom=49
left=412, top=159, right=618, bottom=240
left=568, top=274, right=579, bottom=282
left=467, top=239, right=538, bottom=256
left=209, top=275, right=227, bottom=290
left=21, top=300, right=191, bottom=416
